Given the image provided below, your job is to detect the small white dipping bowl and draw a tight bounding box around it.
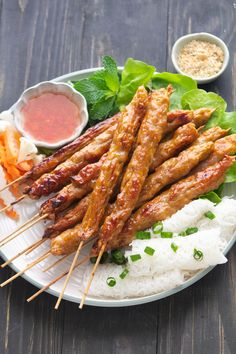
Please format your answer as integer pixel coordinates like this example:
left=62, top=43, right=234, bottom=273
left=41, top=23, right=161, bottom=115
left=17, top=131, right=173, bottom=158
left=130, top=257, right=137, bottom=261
left=12, top=81, right=88, bottom=148
left=171, top=32, right=230, bottom=84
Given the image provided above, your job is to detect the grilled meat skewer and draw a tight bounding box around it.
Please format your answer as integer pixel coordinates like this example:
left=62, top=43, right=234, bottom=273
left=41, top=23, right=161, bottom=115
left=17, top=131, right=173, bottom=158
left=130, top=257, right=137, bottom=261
left=102, top=155, right=234, bottom=252
left=95, top=87, right=172, bottom=251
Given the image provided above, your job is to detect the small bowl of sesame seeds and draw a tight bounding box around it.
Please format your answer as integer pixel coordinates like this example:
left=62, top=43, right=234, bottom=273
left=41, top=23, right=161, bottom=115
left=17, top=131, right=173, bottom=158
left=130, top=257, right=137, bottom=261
left=171, top=32, right=229, bottom=84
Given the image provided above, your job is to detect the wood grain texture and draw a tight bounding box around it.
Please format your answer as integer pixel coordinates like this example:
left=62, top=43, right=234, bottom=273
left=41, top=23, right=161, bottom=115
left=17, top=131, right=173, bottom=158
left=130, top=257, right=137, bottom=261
left=0, top=0, right=235, bottom=353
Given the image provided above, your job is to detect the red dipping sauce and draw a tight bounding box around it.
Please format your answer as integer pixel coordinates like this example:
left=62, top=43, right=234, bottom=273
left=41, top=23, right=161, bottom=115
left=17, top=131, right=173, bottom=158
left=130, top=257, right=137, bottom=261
left=21, top=93, right=81, bottom=144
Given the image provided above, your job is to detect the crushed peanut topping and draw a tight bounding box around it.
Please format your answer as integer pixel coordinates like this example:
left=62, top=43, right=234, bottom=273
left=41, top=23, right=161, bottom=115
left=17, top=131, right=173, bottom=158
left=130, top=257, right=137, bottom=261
left=177, top=40, right=224, bottom=78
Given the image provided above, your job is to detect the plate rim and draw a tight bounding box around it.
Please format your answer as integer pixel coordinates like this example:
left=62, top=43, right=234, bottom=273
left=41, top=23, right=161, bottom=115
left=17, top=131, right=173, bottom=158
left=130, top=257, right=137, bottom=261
left=1, top=67, right=236, bottom=308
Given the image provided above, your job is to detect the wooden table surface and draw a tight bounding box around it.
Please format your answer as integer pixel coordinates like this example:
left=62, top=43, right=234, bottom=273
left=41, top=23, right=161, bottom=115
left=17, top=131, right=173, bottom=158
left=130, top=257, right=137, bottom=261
left=0, top=1, right=236, bottom=353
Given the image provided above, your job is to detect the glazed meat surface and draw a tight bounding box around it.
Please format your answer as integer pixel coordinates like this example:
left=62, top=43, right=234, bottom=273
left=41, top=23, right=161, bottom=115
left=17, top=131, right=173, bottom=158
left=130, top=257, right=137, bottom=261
left=150, top=123, right=198, bottom=170
left=40, top=180, right=94, bottom=219
left=137, top=141, right=214, bottom=207
left=193, top=134, right=236, bottom=173
left=43, top=195, right=90, bottom=238
left=103, top=155, right=234, bottom=252
left=94, top=87, right=172, bottom=253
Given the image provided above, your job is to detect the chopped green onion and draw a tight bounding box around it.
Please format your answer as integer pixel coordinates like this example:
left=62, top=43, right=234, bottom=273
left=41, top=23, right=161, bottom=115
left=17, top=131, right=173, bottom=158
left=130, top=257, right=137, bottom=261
left=144, top=246, right=155, bottom=256
left=130, top=254, right=141, bottom=262
left=152, top=221, right=163, bottom=234
left=111, top=249, right=127, bottom=265
left=193, top=248, right=204, bottom=261
left=204, top=211, right=215, bottom=220
left=179, top=231, right=187, bottom=236
left=119, top=269, right=129, bottom=279
left=161, top=231, right=173, bottom=238
left=106, top=277, right=116, bottom=287
left=171, top=242, right=178, bottom=253
left=185, top=227, right=198, bottom=235
left=136, top=230, right=151, bottom=239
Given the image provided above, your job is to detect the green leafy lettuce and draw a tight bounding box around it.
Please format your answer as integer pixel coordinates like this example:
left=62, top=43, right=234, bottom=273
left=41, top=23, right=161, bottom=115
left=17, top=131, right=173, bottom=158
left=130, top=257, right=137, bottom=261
left=116, top=58, right=155, bottom=106
left=152, top=72, right=197, bottom=109
left=181, top=88, right=236, bottom=183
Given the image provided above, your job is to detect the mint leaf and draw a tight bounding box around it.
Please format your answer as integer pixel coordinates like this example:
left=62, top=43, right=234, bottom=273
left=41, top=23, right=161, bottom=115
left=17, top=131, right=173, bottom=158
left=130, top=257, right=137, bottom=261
left=74, top=79, right=107, bottom=104
left=102, top=56, right=119, bottom=92
left=90, top=96, right=116, bottom=121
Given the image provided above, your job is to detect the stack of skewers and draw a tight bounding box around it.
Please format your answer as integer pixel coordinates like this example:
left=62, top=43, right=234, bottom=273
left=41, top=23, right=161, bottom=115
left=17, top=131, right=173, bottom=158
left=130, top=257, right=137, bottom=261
left=0, top=85, right=236, bottom=309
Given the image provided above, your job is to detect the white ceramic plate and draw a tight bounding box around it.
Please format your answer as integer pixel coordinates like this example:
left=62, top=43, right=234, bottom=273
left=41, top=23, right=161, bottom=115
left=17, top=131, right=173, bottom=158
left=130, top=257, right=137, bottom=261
left=0, top=68, right=235, bottom=307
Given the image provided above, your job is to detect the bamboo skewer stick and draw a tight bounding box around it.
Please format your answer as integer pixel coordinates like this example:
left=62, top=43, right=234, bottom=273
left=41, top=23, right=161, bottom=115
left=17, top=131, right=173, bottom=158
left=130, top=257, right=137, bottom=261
left=0, top=175, right=26, bottom=193
left=27, top=255, right=90, bottom=302
left=0, top=214, right=48, bottom=247
left=43, top=254, right=69, bottom=272
left=0, top=213, right=40, bottom=243
left=43, top=235, right=97, bottom=272
left=0, top=239, right=47, bottom=268
left=24, top=238, right=48, bottom=255
left=0, top=250, right=51, bottom=287
left=79, top=243, right=106, bottom=309
left=54, top=240, right=84, bottom=309
left=0, top=195, right=26, bottom=213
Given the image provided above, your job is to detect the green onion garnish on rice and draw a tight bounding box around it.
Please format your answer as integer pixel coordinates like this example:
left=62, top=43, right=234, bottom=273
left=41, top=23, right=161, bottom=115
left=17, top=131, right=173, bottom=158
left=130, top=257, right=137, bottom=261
left=161, top=231, right=173, bottom=238
left=119, top=269, right=129, bottom=279
left=144, top=246, right=155, bottom=256
left=130, top=254, right=142, bottom=262
left=185, top=227, right=198, bottom=235
left=179, top=231, right=187, bottom=236
left=152, top=221, right=163, bottom=234
left=193, top=248, right=204, bottom=261
left=106, top=277, right=116, bottom=287
left=204, top=211, right=216, bottom=220
left=136, top=230, right=151, bottom=239
left=171, top=242, right=178, bottom=253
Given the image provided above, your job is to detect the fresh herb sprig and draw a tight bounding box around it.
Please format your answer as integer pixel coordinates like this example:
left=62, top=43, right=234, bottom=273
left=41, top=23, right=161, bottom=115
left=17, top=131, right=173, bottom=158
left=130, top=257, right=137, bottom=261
left=74, top=56, right=155, bottom=124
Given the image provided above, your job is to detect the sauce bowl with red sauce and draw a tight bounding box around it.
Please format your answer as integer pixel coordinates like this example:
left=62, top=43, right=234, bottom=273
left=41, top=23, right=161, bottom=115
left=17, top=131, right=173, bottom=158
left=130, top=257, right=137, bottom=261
left=13, top=81, right=88, bottom=148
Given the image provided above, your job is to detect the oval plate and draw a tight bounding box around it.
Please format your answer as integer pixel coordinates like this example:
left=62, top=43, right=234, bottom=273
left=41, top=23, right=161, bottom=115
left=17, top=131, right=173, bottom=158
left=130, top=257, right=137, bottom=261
left=0, top=68, right=235, bottom=307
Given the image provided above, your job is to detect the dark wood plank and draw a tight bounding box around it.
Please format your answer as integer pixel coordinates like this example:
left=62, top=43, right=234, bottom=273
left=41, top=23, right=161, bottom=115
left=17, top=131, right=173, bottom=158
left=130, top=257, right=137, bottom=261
left=0, top=0, right=235, bottom=353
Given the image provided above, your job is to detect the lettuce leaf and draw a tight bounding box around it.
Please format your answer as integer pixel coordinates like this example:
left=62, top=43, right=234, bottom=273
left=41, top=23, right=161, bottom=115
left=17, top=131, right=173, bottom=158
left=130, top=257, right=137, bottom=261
left=116, top=58, right=155, bottom=106
left=181, top=89, right=227, bottom=128
left=205, top=111, right=236, bottom=133
left=199, top=191, right=222, bottom=204
left=152, top=72, right=197, bottom=109
left=181, top=89, right=227, bottom=111
left=225, top=163, right=236, bottom=183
